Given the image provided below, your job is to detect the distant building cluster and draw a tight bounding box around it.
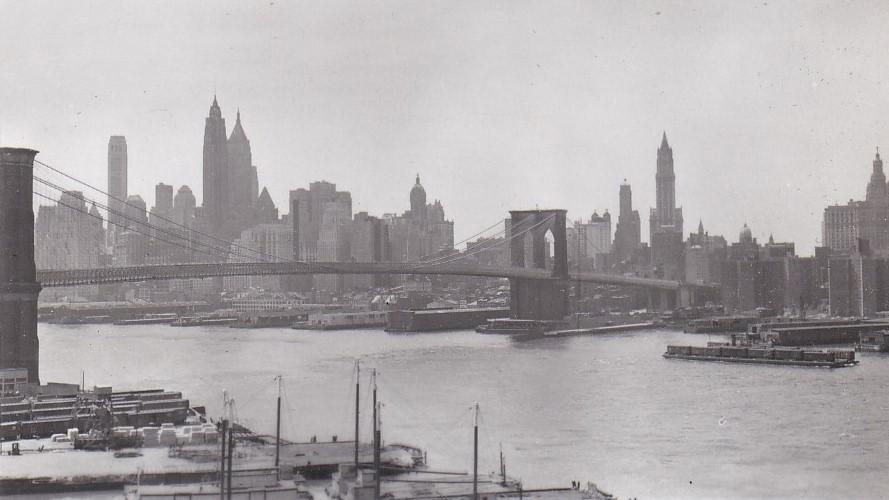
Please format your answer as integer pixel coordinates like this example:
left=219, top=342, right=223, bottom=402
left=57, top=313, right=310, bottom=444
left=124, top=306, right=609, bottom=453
left=35, top=96, right=454, bottom=300
left=37, top=103, right=889, bottom=318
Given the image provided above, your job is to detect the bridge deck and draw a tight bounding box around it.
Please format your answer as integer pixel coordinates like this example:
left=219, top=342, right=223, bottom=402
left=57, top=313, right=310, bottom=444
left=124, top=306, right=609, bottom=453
left=36, top=262, right=715, bottom=291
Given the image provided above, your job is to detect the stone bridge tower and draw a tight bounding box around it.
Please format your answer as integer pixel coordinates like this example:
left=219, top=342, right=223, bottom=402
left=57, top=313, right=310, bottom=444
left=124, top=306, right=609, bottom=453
left=508, top=209, right=570, bottom=320
left=0, top=148, right=41, bottom=383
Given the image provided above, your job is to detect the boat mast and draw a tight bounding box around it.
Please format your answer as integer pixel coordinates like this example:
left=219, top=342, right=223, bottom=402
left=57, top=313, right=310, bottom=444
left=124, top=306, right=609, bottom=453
left=373, top=369, right=380, bottom=500
left=226, top=424, right=234, bottom=500
left=275, top=375, right=282, bottom=480
left=219, top=418, right=228, bottom=500
left=473, top=402, right=479, bottom=500
left=499, top=442, right=506, bottom=485
left=354, top=359, right=360, bottom=466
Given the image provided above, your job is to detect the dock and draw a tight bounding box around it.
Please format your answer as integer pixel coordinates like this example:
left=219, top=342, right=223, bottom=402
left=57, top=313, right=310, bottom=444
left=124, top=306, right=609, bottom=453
left=0, top=436, right=422, bottom=495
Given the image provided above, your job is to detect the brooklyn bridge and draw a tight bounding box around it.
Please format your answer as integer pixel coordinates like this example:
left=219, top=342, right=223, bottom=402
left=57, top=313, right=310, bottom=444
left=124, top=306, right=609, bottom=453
left=1, top=147, right=715, bottom=383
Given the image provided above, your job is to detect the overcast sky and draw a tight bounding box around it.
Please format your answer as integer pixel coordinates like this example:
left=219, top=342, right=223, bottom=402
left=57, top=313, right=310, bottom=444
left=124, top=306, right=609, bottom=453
left=3, top=0, right=889, bottom=255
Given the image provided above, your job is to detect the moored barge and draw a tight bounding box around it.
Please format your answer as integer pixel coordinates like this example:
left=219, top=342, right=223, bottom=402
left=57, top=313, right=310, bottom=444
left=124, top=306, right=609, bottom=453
left=664, top=345, right=858, bottom=368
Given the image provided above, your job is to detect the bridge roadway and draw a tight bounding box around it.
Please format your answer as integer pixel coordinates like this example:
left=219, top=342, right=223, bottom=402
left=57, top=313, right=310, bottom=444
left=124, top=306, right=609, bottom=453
left=36, top=261, right=714, bottom=291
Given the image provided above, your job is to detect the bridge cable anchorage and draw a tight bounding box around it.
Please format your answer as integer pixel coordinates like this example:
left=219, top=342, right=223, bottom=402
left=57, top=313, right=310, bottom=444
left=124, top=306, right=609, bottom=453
left=32, top=181, right=249, bottom=262
left=32, top=191, right=235, bottom=263
left=413, top=213, right=556, bottom=269
left=33, top=159, right=285, bottom=263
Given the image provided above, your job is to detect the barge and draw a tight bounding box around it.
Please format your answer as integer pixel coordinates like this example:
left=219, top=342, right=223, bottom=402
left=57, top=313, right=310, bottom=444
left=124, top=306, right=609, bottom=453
left=292, top=311, right=388, bottom=330
left=664, top=345, right=858, bottom=368
left=386, top=307, right=509, bottom=332
left=475, top=317, right=565, bottom=335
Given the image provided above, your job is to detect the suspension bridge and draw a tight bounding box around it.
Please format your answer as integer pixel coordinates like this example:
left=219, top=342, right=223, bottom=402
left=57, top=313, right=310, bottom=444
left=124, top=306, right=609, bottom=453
left=2, top=147, right=715, bottom=382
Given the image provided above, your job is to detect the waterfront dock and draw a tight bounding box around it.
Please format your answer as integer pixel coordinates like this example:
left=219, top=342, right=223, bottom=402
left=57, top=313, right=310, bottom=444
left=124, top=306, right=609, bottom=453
left=0, top=436, right=420, bottom=495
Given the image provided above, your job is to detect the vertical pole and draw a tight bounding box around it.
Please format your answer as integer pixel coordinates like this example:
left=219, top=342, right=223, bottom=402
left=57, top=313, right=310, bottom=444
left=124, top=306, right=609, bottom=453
left=499, top=442, right=505, bottom=485
left=373, top=370, right=380, bottom=500
left=354, top=359, right=360, bottom=466
left=219, top=419, right=228, bottom=500
left=275, top=375, right=282, bottom=480
left=473, top=402, right=479, bottom=500
left=227, top=426, right=234, bottom=500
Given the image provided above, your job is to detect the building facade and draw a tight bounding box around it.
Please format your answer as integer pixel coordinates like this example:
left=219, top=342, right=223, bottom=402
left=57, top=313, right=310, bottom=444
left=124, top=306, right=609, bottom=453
left=823, top=150, right=889, bottom=255
left=612, top=180, right=641, bottom=263
left=107, top=135, right=127, bottom=246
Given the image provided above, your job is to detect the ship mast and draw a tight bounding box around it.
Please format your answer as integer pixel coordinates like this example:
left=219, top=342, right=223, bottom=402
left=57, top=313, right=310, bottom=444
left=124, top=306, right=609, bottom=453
left=354, top=359, right=360, bottom=466
left=473, top=402, right=479, bottom=500
left=274, top=375, right=282, bottom=480
left=372, top=369, right=380, bottom=500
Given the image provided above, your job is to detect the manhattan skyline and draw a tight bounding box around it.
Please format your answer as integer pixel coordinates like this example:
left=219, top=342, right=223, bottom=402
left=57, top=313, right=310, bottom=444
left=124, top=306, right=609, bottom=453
left=3, top=1, right=889, bottom=254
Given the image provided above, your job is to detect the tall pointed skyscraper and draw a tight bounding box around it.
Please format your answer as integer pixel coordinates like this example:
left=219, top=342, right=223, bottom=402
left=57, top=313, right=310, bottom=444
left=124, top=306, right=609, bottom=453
left=226, top=109, right=253, bottom=228
left=107, top=135, right=127, bottom=246
left=202, top=96, right=229, bottom=238
left=650, top=131, right=683, bottom=241
left=649, top=132, right=684, bottom=280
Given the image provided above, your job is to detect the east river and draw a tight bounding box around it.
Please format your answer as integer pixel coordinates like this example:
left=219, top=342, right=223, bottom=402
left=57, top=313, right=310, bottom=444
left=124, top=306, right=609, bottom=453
left=31, top=323, right=889, bottom=499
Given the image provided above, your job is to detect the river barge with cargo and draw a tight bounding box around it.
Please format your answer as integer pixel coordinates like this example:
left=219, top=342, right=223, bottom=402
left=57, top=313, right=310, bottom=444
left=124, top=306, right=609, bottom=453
left=664, top=345, right=858, bottom=368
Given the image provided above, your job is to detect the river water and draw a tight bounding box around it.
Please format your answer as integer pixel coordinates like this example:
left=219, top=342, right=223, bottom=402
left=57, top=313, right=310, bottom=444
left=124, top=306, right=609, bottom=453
left=33, top=323, right=889, bottom=499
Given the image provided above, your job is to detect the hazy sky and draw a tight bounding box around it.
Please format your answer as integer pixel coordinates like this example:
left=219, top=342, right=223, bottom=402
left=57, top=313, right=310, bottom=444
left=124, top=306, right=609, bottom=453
left=3, top=0, right=889, bottom=255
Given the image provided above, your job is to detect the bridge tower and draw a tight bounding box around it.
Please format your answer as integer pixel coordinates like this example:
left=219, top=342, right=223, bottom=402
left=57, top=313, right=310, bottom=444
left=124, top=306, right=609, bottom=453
left=0, top=148, right=41, bottom=383
left=508, top=209, right=570, bottom=320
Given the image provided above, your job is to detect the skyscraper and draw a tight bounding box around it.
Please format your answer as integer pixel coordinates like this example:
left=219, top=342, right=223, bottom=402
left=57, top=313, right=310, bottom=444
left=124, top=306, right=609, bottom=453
left=649, top=131, right=683, bottom=240
left=227, top=110, right=253, bottom=219
left=612, top=180, right=641, bottom=262
left=202, top=96, right=229, bottom=240
left=649, top=132, right=684, bottom=280
left=107, top=135, right=127, bottom=245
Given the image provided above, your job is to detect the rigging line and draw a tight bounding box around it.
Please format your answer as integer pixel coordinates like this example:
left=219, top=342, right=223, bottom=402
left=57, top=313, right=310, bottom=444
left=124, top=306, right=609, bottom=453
left=410, top=221, right=513, bottom=268
left=34, top=175, right=250, bottom=261
left=34, top=173, right=252, bottom=262
left=33, top=159, right=284, bottom=263
left=33, top=191, right=230, bottom=262
left=416, top=213, right=556, bottom=269
left=34, top=191, right=226, bottom=264
left=34, top=159, right=268, bottom=261
left=413, top=213, right=555, bottom=268
left=415, top=218, right=507, bottom=262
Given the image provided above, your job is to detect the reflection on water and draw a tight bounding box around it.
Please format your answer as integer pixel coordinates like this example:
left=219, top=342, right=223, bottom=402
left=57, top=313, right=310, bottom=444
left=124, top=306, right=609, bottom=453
left=35, top=324, right=889, bottom=499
